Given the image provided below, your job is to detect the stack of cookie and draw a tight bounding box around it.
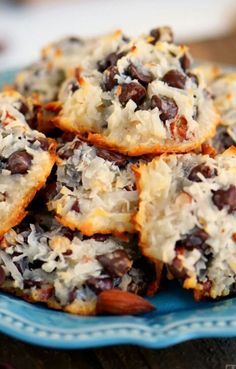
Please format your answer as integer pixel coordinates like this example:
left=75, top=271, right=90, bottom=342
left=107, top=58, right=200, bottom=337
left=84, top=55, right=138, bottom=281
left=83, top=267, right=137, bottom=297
left=0, top=26, right=235, bottom=315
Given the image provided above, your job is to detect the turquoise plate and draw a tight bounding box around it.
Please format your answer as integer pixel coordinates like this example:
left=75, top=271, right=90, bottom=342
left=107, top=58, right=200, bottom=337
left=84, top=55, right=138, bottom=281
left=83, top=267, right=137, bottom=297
left=1, top=69, right=236, bottom=349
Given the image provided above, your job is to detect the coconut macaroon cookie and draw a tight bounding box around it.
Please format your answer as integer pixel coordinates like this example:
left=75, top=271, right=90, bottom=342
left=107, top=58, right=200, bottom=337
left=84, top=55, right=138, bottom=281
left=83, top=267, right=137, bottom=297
left=0, top=90, right=36, bottom=127
left=0, top=101, right=56, bottom=237
left=15, top=36, right=98, bottom=104
left=210, top=73, right=236, bottom=152
left=55, top=28, right=218, bottom=155
left=134, top=147, right=236, bottom=300
left=0, top=222, right=156, bottom=315
left=47, top=136, right=138, bottom=235
left=193, top=66, right=236, bottom=152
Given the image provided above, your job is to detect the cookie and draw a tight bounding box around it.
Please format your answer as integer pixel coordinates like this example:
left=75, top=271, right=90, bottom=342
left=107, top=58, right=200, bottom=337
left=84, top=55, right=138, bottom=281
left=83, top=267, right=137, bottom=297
left=0, top=90, right=35, bottom=127
left=55, top=28, right=219, bottom=155
left=211, top=73, right=236, bottom=148
left=193, top=67, right=236, bottom=152
left=47, top=136, right=138, bottom=235
left=15, top=36, right=97, bottom=104
left=0, top=98, right=56, bottom=237
left=15, top=61, right=66, bottom=104
left=0, top=223, right=158, bottom=315
left=134, top=147, right=236, bottom=299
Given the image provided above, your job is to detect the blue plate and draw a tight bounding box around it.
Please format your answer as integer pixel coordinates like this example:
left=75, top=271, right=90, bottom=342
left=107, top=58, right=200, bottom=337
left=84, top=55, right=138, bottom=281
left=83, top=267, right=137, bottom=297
left=1, top=69, right=236, bottom=349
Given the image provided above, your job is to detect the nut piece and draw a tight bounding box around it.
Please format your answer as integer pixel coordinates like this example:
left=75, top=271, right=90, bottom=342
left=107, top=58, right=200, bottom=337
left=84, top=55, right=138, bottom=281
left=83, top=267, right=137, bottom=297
left=96, top=289, right=155, bottom=315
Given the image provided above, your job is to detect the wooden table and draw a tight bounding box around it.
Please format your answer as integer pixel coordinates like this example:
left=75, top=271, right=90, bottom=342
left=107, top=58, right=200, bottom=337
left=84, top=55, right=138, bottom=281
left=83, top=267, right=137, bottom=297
left=1, top=32, right=236, bottom=369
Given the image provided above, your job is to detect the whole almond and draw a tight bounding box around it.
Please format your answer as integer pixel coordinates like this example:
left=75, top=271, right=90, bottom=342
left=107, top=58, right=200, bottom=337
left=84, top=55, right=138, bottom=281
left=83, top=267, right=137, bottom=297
left=96, top=289, right=155, bottom=315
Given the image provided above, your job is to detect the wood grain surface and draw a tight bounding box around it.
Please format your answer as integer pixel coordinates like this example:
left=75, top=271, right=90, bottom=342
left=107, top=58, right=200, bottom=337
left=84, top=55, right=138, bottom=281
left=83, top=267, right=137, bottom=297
left=1, top=334, right=236, bottom=369
left=1, top=32, right=236, bottom=369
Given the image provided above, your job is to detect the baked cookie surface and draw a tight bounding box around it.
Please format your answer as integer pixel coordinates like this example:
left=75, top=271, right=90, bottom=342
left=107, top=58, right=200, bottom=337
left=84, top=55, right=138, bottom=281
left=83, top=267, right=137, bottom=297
left=0, top=94, right=56, bottom=237
left=47, top=136, right=138, bottom=235
left=15, top=36, right=97, bottom=104
left=0, top=221, right=157, bottom=315
left=134, top=147, right=236, bottom=299
left=55, top=28, right=218, bottom=155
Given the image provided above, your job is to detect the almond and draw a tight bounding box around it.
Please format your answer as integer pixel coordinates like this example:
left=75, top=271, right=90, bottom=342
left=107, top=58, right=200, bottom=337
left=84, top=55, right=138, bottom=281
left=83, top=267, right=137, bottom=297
left=96, top=289, right=155, bottom=315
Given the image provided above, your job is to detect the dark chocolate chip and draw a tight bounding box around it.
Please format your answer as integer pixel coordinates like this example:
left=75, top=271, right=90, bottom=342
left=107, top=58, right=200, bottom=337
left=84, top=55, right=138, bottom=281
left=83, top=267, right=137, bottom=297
left=212, top=127, right=235, bottom=153
left=37, top=138, right=49, bottom=151
left=60, top=140, right=81, bottom=159
left=119, top=82, right=146, bottom=106
left=168, top=257, right=187, bottom=279
left=97, top=249, right=132, bottom=277
left=63, top=249, right=73, bottom=256
left=0, top=265, right=5, bottom=285
left=104, top=66, right=118, bottom=91
left=70, top=81, right=80, bottom=93
left=71, top=199, right=80, bottom=213
left=175, top=226, right=209, bottom=251
left=0, top=191, right=7, bottom=202
left=127, top=64, right=153, bottom=85
left=179, top=54, right=191, bottom=71
left=28, top=260, right=44, bottom=270
left=212, top=185, right=236, bottom=213
left=188, top=72, right=199, bottom=86
left=18, top=101, right=29, bottom=115
left=150, top=95, right=178, bottom=122
left=96, top=148, right=128, bottom=167
left=188, top=163, right=217, bottom=182
left=7, top=150, right=33, bottom=175
left=68, top=36, right=82, bottom=43
left=98, top=51, right=126, bottom=73
left=92, top=234, right=109, bottom=242
left=24, top=279, right=42, bottom=288
left=87, top=276, right=113, bottom=294
left=163, top=69, right=186, bottom=89
left=149, top=28, right=161, bottom=44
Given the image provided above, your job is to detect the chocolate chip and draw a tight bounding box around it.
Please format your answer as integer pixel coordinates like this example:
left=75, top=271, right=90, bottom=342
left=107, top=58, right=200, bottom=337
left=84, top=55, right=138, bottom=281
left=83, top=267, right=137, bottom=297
left=63, top=249, right=73, bottom=256
left=212, top=127, right=235, bottom=153
left=0, top=266, right=5, bottom=286
left=188, top=163, right=217, bottom=182
left=18, top=101, right=29, bottom=115
left=149, top=28, right=161, bottom=44
left=168, top=257, right=187, bottom=279
left=37, top=138, right=49, bottom=151
left=127, top=64, right=153, bottom=85
left=119, top=82, right=146, bottom=106
left=24, top=279, right=42, bottom=288
left=175, top=226, right=209, bottom=251
left=0, top=192, right=7, bottom=202
left=98, top=51, right=126, bottom=73
left=71, top=199, right=80, bottom=213
left=28, top=260, right=44, bottom=270
left=104, top=66, right=118, bottom=91
left=97, top=249, right=132, bottom=277
left=96, top=148, right=128, bottom=167
left=212, top=185, right=236, bottom=213
left=150, top=95, right=178, bottom=122
left=87, top=276, right=113, bottom=294
left=188, top=72, right=199, bottom=86
left=68, top=288, right=77, bottom=303
left=179, top=54, right=191, bottom=71
left=68, top=36, right=82, bottom=43
left=7, top=150, right=33, bottom=174
left=70, top=81, right=80, bottom=93
left=93, top=234, right=109, bottom=242
left=163, top=69, right=186, bottom=89
left=60, top=140, right=81, bottom=159
left=149, top=27, right=174, bottom=44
